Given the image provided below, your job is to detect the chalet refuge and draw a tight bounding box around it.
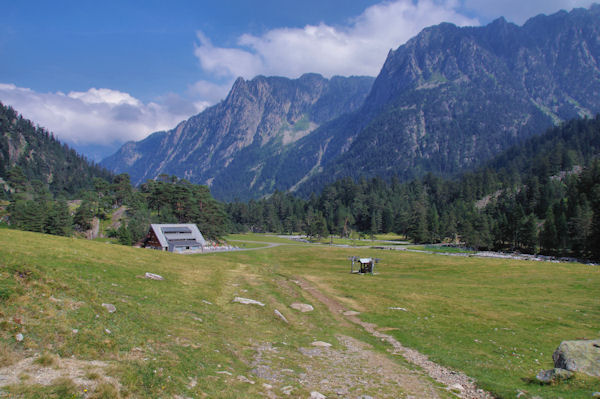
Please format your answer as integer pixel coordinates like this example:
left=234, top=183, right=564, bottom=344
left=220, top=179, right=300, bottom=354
left=143, top=224, right=206, bottom=253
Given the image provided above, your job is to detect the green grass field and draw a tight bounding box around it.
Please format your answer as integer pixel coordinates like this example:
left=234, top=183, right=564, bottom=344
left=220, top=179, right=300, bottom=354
left=0, top=230, right=598, bottom=398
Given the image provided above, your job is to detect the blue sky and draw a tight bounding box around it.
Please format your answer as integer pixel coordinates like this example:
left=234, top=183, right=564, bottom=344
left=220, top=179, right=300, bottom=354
left=0, top=0, right=594, bottom=160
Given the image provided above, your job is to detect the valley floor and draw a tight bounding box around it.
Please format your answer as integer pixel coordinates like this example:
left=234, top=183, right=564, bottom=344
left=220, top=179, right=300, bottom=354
left=0, top=230, right=597, bottom=398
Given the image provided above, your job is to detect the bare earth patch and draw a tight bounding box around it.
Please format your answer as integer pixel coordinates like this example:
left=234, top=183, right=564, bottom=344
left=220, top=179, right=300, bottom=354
left=0, top=355, right=119, bottom=392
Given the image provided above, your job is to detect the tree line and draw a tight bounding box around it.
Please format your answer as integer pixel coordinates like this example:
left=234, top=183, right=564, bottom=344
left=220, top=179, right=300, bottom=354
left=228, top=116, right=600, bottom=261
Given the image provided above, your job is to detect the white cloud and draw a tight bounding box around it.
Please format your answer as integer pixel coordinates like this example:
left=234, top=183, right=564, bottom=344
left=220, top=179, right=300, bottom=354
left=0, top=84, right=202, bottom=148
left=461, top=0, right=594, bottom=24
left=194, top=0, right=479, bottom=80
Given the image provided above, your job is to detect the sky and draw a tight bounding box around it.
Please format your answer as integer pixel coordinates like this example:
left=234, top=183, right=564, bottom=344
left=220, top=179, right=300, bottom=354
left=0, top=0, right=594, bottom=161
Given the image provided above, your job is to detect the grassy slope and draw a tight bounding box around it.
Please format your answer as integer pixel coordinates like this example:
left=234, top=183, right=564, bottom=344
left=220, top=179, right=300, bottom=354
left=0, top=230, right=598, bottom=398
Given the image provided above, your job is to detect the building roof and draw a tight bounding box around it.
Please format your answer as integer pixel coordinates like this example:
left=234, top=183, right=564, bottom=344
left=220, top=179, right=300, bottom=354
left=149, top=224, right=206, bottom=249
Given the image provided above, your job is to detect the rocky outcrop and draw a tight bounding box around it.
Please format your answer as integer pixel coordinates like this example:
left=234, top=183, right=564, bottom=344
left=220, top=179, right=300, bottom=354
left=102, top=74, right=373, bottom=200
left=552, top=339, right=600, bottom=377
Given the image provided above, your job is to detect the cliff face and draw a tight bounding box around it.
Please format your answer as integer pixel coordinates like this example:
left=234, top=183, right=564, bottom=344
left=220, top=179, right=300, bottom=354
left=102, top=74, right=374, bottom=199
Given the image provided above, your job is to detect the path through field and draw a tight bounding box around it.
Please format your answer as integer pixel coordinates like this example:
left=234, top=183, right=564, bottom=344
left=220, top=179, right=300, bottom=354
left=292, top=277, right=495, bottom=399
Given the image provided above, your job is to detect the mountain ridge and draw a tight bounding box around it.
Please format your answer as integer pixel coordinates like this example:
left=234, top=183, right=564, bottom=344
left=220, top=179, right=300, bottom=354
left=103, top=5, right=600, bottom=201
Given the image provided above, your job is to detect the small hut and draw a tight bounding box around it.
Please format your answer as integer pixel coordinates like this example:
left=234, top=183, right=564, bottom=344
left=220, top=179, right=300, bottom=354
left=142, top=224, right=206, bottom=253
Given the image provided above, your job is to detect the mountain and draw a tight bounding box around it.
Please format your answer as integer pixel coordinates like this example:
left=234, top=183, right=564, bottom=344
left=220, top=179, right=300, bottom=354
left=295, top=4, right=600, bottom=195
left=102, top=74, right=374, bottom=199
left=104, top=5, right=600, bottom=200
left=0, top=102, right=113, bottom=196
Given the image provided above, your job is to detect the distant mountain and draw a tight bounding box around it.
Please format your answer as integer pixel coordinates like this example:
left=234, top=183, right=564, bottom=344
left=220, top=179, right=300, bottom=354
left=102, top=74, right=374, bottom=199
left=0, top=102, right=113, bottom=196
left=104, top=5, right=600, bottom=200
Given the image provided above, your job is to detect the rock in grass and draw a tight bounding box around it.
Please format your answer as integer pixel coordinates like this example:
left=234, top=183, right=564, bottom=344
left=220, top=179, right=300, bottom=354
left=102, top=303, right=117, bottom=313
left=290, top=303, right=313, bottom=312
left=144, top=272, right=164, bottom=280
left=552, top=339, right=600, bottom=377
left=233, top=297, right=265, bottom=306
left=311, top=341, right=332, bottom=347
left=15, top=333, right=23, bottom=342
left=310, top=391, right=326, bottom=399
left=535, top=368, right=574, bottom=384
left=274, top=309, right=288, bottom=323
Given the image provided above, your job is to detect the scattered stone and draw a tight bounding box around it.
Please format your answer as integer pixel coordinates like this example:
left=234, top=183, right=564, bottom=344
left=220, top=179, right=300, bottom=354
left=311, top=341, right=332, bottom=348
left=281, top=385, right=294, bottom=395
left=188, top=377, right=197, bottom=389
left=274, top=309, right=288, bottom=323
left=358, top=396, right=373, bottom=399
left=202, top=300, right=213, bottom=305
left=101, top=303, right=117, bottom=313
left=343, top=310, right=360, bottom=316
left=262, top=383, right=273, bottom=390
left=592, top=392, right=600, bottom=398
left=290, top=303, right=314, bottom=312
left=104, top=329, right=111, bottom=334
left=516, top=391, right=526, bottom=398
left=310, top=391, right=326, bottom=399
left=233, top=297, right=265, bottom=306
left=15, top=333, right=23, bottom=342
left=535, top=368, right=574, bottom=384
left=49, top=296, right=61, bottom=303
left=192, top=316, right=202, bottom=322
left=449, top=383, right=464, bottom=391
left=144, top=272, right=164, bottom=280
left=72, top=329, right=78, bottom=334
left=389, top=307, right=408, bottom=311
left=216, top=370, right=232, bottom=376
left=237, top=375, right=255, bottom=384
left=552, top=339, right=600, bottom=377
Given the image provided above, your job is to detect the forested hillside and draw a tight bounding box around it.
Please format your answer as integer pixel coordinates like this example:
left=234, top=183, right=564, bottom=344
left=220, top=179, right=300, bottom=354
left=0, top=102, right=113, bottom=197
left=228, top=116, right=600, bottom=260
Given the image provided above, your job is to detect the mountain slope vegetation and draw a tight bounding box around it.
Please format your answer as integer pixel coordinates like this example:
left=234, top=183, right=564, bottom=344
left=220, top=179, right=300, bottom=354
left=0, top=102, right=112, bottom=197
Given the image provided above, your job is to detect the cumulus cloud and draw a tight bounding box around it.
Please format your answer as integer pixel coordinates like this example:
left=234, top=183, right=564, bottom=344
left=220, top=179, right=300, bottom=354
left=461, top=0, right=594, bottom=24
left=194, top=0, right=479, bottom=80
left=0, top=84, right=203, bottom=149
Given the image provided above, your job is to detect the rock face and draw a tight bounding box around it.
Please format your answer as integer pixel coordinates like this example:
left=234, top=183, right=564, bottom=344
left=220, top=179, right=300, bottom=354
left=552, top=339, right=600, bottom=377
left=102, top=74, right=373, bottom=200
left=103, top=6, right=600, bottom=200
left=296, top=5, right=600, bottom=195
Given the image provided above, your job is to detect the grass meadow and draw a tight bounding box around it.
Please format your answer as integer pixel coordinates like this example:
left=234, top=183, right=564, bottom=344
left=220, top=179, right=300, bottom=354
left=0, top=230, right=598, bottom=398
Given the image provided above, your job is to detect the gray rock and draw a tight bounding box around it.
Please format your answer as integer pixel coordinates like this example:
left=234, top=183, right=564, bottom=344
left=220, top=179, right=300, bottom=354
left=535, top=368, right=574, bottom=384
left=15, top=333, right=23, bottom=342
left=343, top=310, right=360, bottom=316
left=553, top=339, right=600, bottom=377
left=592, top=392, right=600, bottom=398
left=274, top=309, right=288, bottom=323
left=310, top=391, right=326, bottom=399
left=233, top=297, right=265, bottom=306
left=290, top=303, right=314, bottom=312
left=101, top=303, right=116, bottom=313
left=144, top=272, right=164, bottom=280
left=311, top=341, right=332, bottom=347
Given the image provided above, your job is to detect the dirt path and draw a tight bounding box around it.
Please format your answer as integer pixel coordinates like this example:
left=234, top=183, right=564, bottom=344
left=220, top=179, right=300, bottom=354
left=293, top=277, right=495, bottom=399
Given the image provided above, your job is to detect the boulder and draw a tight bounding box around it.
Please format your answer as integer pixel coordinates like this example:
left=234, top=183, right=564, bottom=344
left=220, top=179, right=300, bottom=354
left=290, top=303, right=313, bottom=312
left=274, top=309, right=288, bottom=323
left=535, top=368, right=573, bottom=384
left=552, top=339, right=600, bottom=377
left=233, top=297, right=265, bottom=306
left=144, top=272, right=164, bottom=280
left=101, top=303, right=116, bottom=313
left=311, top=341, right=332, bottom=347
